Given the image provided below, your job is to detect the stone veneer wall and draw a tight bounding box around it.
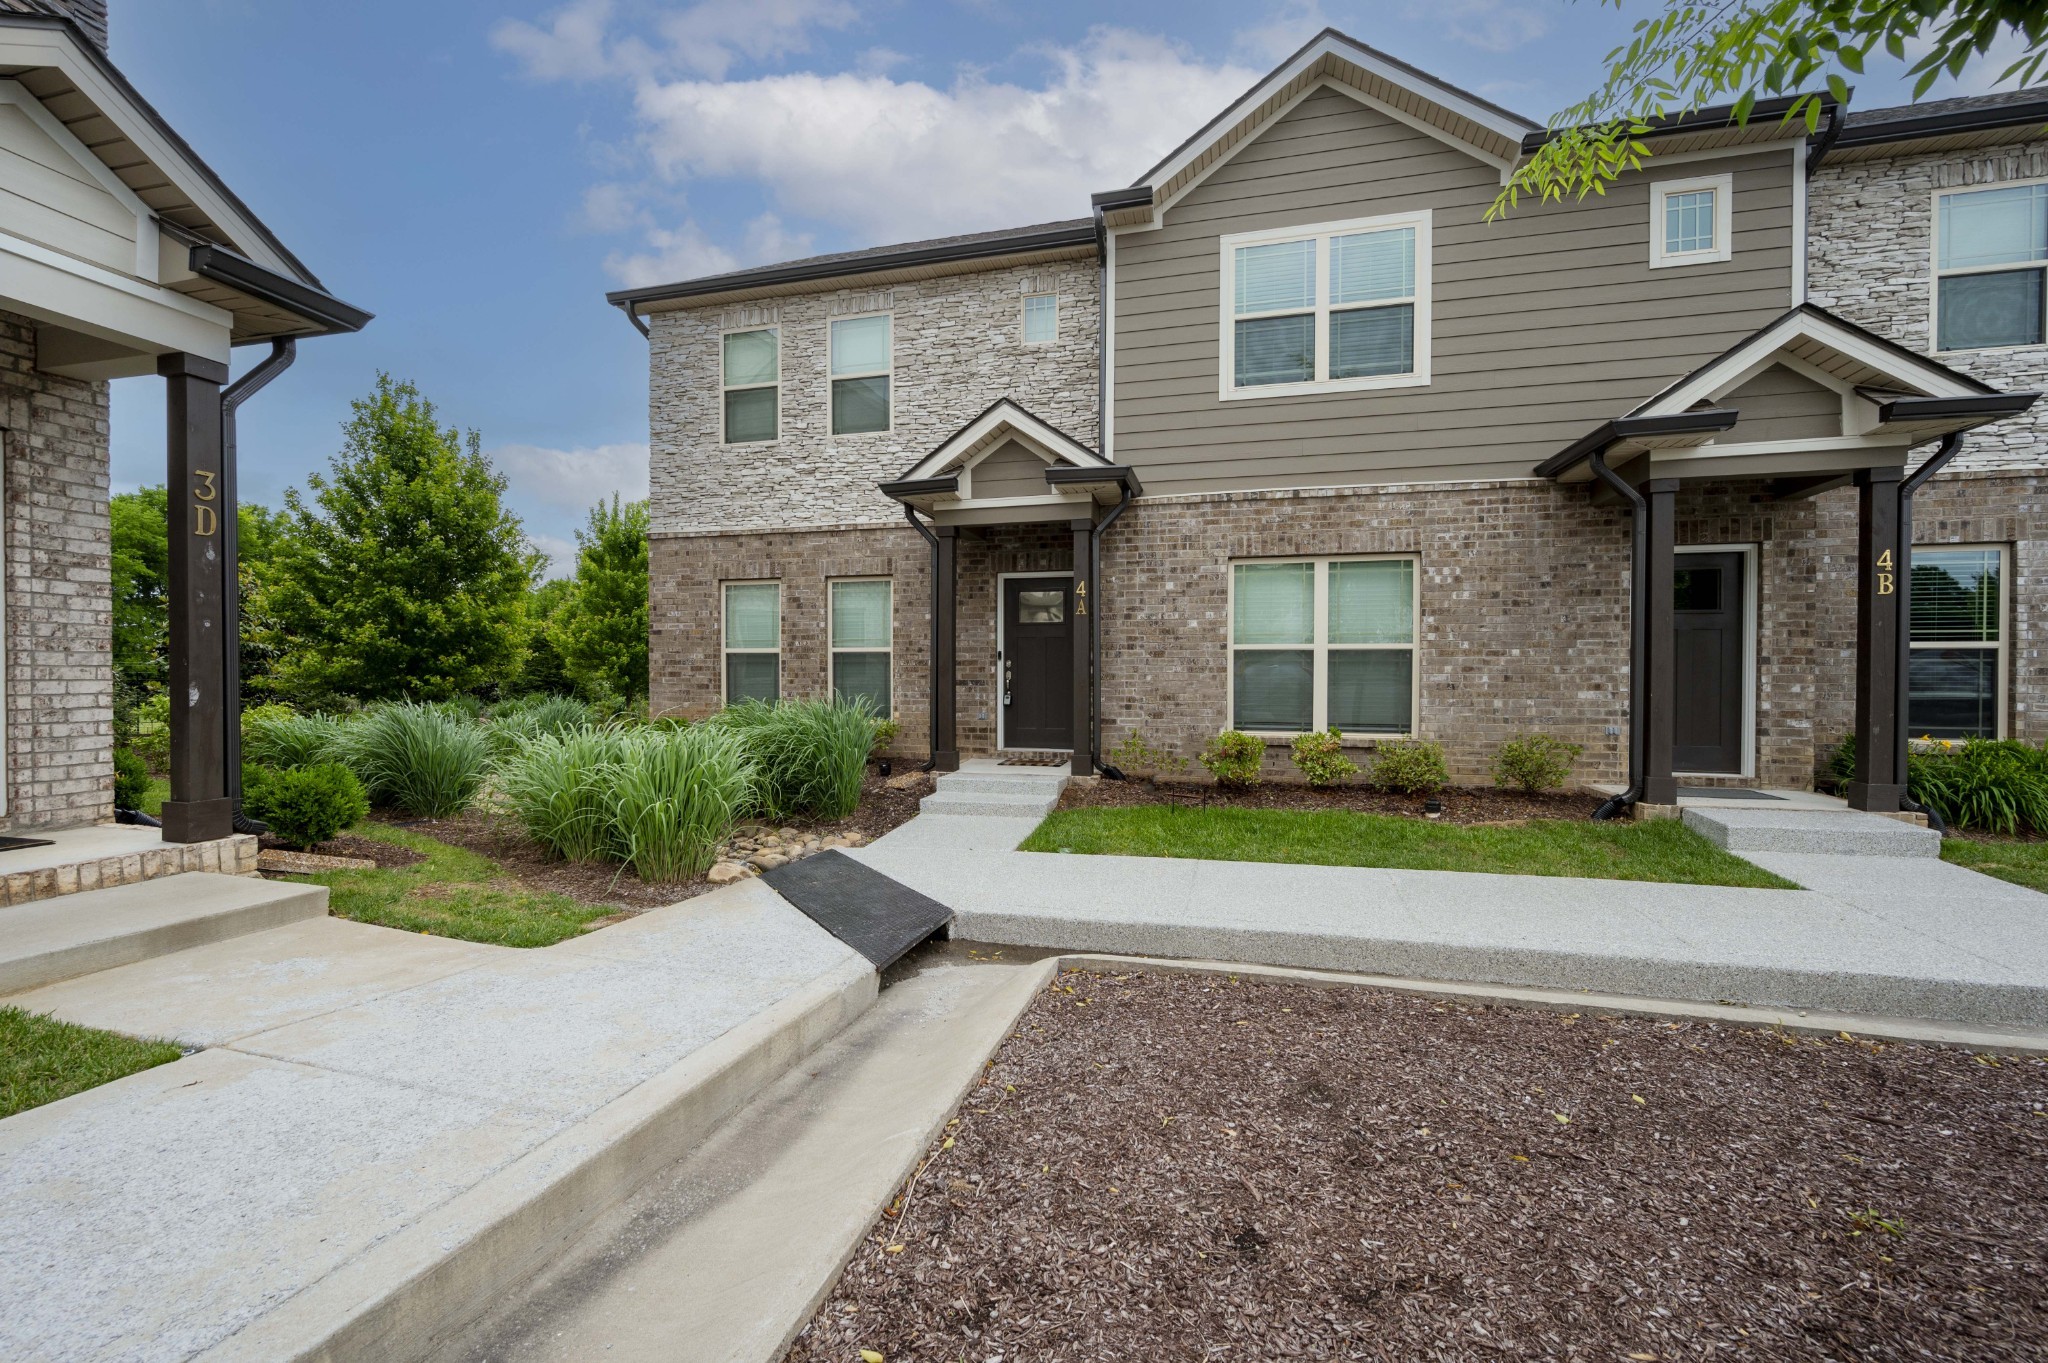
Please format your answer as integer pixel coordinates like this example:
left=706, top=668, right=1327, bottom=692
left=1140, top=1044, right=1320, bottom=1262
left=646, top=257, right=1100, bottom=537
left=0, top=309, right=112, bottom=829
left=1809, top=138, right=2048, bottom=472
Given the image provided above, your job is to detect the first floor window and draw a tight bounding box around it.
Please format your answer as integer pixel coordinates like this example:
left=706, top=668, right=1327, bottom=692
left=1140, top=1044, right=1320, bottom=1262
left=1908, top=545, right=2006, bottom=739
left=830, top=578, right=892, bottom=716
left=1937, top=182, right=2048, bottom=350
left=830, top=314, right=891, bottom=434
left=723, top=581, right=780, bottom=703
left=721, top=327, right=778, bottom=443
left=1229, top=557, right=1416, bottom=734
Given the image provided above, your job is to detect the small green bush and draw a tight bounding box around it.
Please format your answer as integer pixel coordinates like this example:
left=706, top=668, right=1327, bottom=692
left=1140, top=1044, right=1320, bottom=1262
left=113, top=746, right=149, bottom=811
left=339, top=701, right=493, bottom=817
left=871, top=718, right=901, bottom=756
left=1909, top=739, right=2048, bottom=835
left=1370, top=738, right=1449, bottom=794
left=245, top=762, right=368, bottom=850
left=1200, top=730, right=1265, bottom=789
left=1492, top=733, right=1583, bottom=793
left=1108, top=730, right=1190, bottom=780
left=710, top=697, right=873, bottom=821
left=243, top=705, right=350, bottom=770
left=1289, top=728, right=1358, bottom=788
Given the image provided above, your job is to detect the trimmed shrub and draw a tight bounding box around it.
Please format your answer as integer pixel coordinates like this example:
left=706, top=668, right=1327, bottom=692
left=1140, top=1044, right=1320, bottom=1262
left=1492, top=733, right=1583, bottom=793
left=871, top=718, right=901, bottom=756
left=113, top=746, right=149, bottom=811
left=1909, top=739, right=2048, bottom=835
left=710, top=697, right=873, bottom=821
left=243, top=705, right=350, bottom=771
left=499, top=726, right=633, bottom=863
left=1108, top=730, right=1190, bottom=780
left=1200, top=730, right=1265, bottom=789
left=245, top=762, right=368, bottom=850
left=1370, top=738, right=1449, bottom=794
left=1289, top=728, right=1358, bottom=788
left=609, top=726, right=756, bottom=882
left=339, top=701, right=493, bottom=817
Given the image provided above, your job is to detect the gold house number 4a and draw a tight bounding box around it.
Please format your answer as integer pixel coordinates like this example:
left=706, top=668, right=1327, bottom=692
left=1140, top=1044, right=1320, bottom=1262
left=191, top=469, right=218, bottom=537
left=1875, top=548, right=1895, bottom=596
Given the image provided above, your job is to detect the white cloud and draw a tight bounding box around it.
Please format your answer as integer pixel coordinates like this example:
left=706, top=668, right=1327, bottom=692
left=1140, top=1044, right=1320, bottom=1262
left=1233, top=0, right=1325, bottom=66
left=1393, top=0, right=1548, bottom=54
left=491, top=441, right=650, bottom=518
left=603, top=211, right=813, bottom=286
left=529, top=533, right=581, bottom=580
left=492, top=0, right=622, bottom=81
left=495, top=0, right=855, bottom=83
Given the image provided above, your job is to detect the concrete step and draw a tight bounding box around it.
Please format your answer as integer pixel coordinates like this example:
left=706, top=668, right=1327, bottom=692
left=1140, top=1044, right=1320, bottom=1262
left=919, top=789, right=1061, bottom=818
left=0, top=872, right=328, bottom=997
left=443, top=957, right=1054, bottom=1363
left=1682, top=807, right=1941, bottom=858
left=934, top=771, right=1069, bottom=797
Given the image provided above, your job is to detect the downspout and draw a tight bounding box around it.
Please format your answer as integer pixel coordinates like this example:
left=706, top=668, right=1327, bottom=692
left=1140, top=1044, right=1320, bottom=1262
left=1586, top=449, right=1647, bottom=820
left=1894, top=431, right=1965, bottom=834
left=1089, top=480, right=1135, bottom=777
left=616, top=300, right=650, bottom=338
left=903, top=504, right=941, bottom=772
left=219, top=338, right=296, bottom=834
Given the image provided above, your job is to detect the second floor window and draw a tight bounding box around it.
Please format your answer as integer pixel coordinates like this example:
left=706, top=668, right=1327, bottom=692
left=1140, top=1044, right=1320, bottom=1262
left=722, top=328, right=778, bottom=443
left=1936, top=182, right=2047, bottom=351
left=1219, top=212, right=1429, bottom=399
left=1022, top=293, right=1058, bottom=344
left=830, top=314, right=891, bottom=434
left=1649, top=174, right=1732, bottom=268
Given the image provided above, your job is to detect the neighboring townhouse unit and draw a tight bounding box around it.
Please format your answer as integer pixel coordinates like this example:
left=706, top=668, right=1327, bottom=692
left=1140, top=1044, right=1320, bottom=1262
left=615, top=29, right=2045, bottom=818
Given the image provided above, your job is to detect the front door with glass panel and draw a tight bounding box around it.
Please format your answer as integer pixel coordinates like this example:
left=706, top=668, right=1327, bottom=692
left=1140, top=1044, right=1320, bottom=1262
left=1672, top=551, right=1745, bottom=774
left=1001, top=577, right=1073, bottom=750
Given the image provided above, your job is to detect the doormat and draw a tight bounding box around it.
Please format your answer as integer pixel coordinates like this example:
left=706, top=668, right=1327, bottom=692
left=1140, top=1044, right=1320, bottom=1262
left=998, top=753, right=1069, bottom=767
left=1676, top=787, right=1786, bottom=801
left=760, top=850, right=953, bottom=969
left=0, top=836, right=56, bottom=853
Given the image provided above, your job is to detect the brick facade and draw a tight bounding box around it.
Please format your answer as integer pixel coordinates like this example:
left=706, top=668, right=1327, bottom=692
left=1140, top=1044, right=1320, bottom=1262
left=647, top=257, right=1099, bottom=537
left=0, top=309, right=113, bottom=829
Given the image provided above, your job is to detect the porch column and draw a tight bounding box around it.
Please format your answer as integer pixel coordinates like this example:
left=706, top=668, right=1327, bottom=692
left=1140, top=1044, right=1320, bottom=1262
left=157, top=352, right=233, bottom=843
left=1069, top=518, right=1093, bottom=777
left=1849, top=466, right=1905, bottom=812
left=931, top=525, right=959, bottom=772
left=1640, top=479, right=1680, bottom=807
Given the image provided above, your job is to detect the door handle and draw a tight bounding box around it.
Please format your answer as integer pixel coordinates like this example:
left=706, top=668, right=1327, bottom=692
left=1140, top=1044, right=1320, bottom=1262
left=1002, top=657, right=1012, bottom=706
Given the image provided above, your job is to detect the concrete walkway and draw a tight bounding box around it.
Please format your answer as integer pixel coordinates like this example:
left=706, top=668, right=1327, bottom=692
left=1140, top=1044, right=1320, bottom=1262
left=849, top=806, right=2048, bottom=1027
left=0, top=878, right=870, bottom=1363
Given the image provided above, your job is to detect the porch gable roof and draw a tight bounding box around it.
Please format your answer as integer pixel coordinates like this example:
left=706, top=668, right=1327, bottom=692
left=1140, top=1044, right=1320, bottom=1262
left=879, top=398, right=1135, bottom=517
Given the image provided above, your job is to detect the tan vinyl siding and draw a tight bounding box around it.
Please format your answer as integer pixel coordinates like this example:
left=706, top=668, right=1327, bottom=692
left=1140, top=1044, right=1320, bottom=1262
left=1719, top=365, right=1842, bottom=441
left=1113, top=85, right=1797, bottom=495
left=0, top=101, right=135, bottom=274
left=968, top=438, right=1050, bottom=498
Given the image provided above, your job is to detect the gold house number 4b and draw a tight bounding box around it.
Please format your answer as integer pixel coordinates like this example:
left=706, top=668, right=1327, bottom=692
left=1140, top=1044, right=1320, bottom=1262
left=191, top=469, right=218, bottom=537
left=1875, top=548, right=1894, bottom=596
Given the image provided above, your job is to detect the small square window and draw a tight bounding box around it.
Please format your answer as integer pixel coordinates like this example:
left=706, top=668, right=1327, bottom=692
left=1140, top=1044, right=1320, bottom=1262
left=1650, top=175, right=1732, bottom=268
left=1022, top=294, right=1057, bottom=345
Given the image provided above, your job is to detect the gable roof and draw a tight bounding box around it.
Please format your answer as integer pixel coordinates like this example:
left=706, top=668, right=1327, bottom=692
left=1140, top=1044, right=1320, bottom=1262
left=890, top=398, right=1110, bottom=485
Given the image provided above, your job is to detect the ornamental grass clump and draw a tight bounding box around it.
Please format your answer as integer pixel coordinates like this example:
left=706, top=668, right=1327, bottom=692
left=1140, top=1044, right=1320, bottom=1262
left=1369, top=738, right=1449, bottom=795
left=243, top=705, right=350, bottom=771
left=498, top=726, right=632, bottom=863
left=339, top=700, right=493, bottom=817
left=1492, top=733, right=1584, bottom=793
left=486, top=693, right=602, bottom=758
left=1908, top=738, right=2048, bottom=835
left=1289, top=728, right=1358, bottom=788
left=608, top=726, right=756, bottom=882
left=712, top=697, right=873, bottom=821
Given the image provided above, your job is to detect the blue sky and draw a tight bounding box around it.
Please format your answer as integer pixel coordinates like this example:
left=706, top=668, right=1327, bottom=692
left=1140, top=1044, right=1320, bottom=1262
left=105, top=0, right=2019, bottom=572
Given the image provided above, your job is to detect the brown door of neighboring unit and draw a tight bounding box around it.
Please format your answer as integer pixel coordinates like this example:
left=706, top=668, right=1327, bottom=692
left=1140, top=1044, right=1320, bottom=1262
left=1001, top=577, right=1073, bottom=751
left=1672, top=551, right=1746, bottom=774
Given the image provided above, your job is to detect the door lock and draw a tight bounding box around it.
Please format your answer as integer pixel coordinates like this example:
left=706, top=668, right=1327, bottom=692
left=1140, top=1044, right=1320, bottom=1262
left=1002, top=657, right=1012, bottom=706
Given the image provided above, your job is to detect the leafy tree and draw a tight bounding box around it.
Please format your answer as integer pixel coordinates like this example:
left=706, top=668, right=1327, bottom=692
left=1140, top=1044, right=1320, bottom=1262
left=556, top=495, right=650, bottom=703
left=256, top=374, right=543, bottom=704
left=516, top=576, right=577, bottom=696
left=1497, top=2, right=2048, bottom=217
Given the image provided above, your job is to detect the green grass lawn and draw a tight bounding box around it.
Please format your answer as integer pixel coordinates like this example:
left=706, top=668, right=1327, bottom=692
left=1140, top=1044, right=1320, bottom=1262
left=305, top=822, right=615, bottom=947
left=140, top=775, right=168, bottom=818
left=1021, top=805, right=1800, bottom=888
left=1941, top=836, right=2048, bottom=894
left=1, top=1006, right=183, bottom=1120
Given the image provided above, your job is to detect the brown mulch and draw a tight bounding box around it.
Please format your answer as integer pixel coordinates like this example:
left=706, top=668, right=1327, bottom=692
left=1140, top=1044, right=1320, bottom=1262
left=790, top=969, right=2048, bottom=1363
left=1062, top=777, right=1602, bottom=823
left=259, top=830, right=425, bottom=870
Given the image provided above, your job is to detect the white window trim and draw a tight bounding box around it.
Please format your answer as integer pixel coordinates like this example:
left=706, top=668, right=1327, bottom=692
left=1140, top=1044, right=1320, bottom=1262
left=1020, top=292, right=1058, bottom=346
left=720, top=580, right=781, bottom=706
left=829, top=576, right=893, bottom=718
left=1929, top=176, right=2048, bottom=355
left=1673, top=543, right=1758, bottom=779
left=1216, top=210, right=1432, bottom=401
left=829, top=311, right=893, bottom=436
left=1908, top=542, right=2009, bottom=739
left=1224, top=554, right=1420, bottom=739
left=1649, top=173, right=1733, bottom=269
left=718, top=324, right=780, bottom=446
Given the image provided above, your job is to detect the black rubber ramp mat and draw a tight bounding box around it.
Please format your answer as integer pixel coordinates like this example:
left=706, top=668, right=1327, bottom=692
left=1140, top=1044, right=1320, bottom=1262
left=760, top=851, right=953, bottom=969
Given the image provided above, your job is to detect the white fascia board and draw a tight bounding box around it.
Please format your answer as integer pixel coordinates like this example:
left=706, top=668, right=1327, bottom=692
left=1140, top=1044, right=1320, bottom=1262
left=901, top=400, right=1108, bottom=482
left=0, top=238, right=232, bottom=361
left=1636, top=314, right=1983, bottom=417
left=0, top=26, right=301, bottom=281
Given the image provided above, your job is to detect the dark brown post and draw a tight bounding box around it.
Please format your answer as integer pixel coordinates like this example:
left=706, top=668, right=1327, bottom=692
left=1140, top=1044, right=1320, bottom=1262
left=158, top=353, right=234, bottom=842
left=1850, top=466, right=1905, bottom=812
left=931, top=526, right=959, bottom=771
left=1640, top=479, right=1680, bottom=807
left=1069, top=518, right=1094, bottom=777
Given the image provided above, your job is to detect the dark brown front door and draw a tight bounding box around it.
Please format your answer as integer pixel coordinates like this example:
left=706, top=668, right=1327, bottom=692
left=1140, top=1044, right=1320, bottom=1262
left=1672, top=551, right=1746, bottom=774
left=1002, top=576, right=1073, bottom=750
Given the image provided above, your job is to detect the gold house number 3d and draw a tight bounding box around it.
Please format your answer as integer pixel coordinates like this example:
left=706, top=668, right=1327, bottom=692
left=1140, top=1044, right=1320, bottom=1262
left=1875, top=548, right=1894, bottom=596
left=192, top=469, right=218, bottom=537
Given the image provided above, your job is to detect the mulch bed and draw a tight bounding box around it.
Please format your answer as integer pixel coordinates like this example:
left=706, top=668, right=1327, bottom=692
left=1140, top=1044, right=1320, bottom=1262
left=259, top=830, right=425, bottom=870
left=790, top=968, right=2048, bottom=1363
left=1061, top=777, right=1602, bottom=824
